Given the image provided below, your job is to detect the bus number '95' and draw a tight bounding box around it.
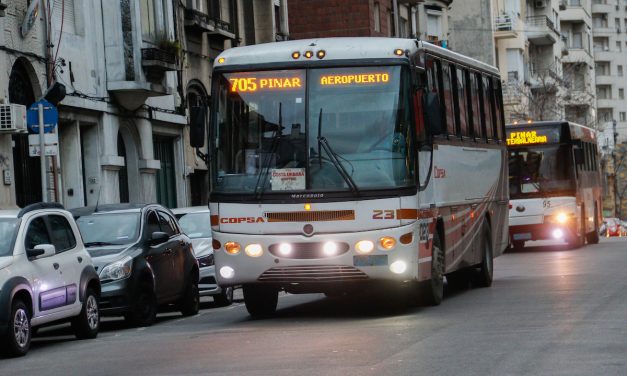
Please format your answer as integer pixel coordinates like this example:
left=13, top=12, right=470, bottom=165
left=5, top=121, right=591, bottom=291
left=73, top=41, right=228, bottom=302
left=373, top=210, right=394, bottom=219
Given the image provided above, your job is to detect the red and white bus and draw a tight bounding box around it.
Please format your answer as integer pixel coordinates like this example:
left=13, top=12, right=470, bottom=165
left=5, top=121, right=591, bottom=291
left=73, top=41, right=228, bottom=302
left=201, top=38, right=509, bottom=316
left=507, top=121, right=602, bottom=249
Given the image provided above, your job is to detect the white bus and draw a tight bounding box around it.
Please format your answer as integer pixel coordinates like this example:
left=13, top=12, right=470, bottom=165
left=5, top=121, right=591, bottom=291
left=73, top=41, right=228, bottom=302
left=507, top=121, right=602, bottom=249
left=201, top=38, right=509, bottom=316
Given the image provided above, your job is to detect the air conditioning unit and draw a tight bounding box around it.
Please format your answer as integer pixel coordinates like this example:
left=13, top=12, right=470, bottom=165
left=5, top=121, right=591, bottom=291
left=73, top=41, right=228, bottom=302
left=0, top=103, right=27, bottom=133
left=535, top=0, right=545, bottom=8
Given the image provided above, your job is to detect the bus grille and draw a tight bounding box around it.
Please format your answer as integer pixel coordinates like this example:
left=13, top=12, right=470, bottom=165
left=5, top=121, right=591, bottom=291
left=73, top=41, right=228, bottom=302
left=257, top=265, right=369, bottom=282
left=264, top=210, right=355, bottom=222
left=268, top=242, right=350, bottom=259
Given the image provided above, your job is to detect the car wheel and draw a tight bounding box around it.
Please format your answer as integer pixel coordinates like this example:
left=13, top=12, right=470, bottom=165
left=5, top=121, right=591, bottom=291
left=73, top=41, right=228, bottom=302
left=213, top=286, right=234, bottom=307
left=179, top=274, right=200, bottom=316
left=243, top=284, right=278, bottom=318
left=125, top=286, right=157, bottom=327
left=72, top=288, right=100, bottom=339
left=474, top=220, right=493, bottom=288
left=1, top=300, right=31, bottom=357
left=418, top=230, right=444, bottom=306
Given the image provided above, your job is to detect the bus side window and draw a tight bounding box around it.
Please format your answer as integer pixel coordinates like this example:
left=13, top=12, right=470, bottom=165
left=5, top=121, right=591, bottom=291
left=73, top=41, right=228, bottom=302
left=493, top=77, right=504, bottom=142
left=482, top=75, right=495, bottom=141
left=476, top=73, right=487, bottom=141
left=455, top=67, right=469, bottom=138
left=469, top=72, right=482, bottom=141
left=441, top=62, right=456, bottom=137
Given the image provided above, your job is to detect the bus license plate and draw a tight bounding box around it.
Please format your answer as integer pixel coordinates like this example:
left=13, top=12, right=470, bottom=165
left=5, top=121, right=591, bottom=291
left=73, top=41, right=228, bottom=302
left=353, top=255, right=388, bottom=267
left=513, top=233, right=531, bottom=240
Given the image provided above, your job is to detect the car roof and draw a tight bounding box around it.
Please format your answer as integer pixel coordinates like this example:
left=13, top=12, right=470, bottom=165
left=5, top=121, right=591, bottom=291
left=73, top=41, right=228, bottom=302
left=70, top=203, right=150, bottom=217
left=171, top=206, right=210, bottom=215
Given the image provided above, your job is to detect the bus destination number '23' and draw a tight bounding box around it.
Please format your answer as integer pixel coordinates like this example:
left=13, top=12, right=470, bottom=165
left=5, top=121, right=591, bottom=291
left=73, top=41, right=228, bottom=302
left=373, top=210, right=395, bottom=219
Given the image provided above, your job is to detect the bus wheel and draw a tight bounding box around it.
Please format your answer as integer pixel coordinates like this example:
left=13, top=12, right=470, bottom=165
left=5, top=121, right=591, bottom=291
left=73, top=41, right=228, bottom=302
left=419, top=231, right=444, bottom=306
left=475, top=220, right=493, bottom=288
left=243, top=284, right=278, bottom=318
left=567, top=211, right=585, bottom=249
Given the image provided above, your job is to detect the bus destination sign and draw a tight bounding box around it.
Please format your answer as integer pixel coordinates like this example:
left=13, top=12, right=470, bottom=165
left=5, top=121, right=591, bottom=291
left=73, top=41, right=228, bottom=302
left=319, top=73, right=390, bottom=86
left=506, top=128, right=560, bottom=146
left=229, top=76, right=303, bottom=93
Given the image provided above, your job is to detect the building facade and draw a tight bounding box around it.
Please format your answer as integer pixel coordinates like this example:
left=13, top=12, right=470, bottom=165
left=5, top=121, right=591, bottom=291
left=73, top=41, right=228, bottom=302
left=288, top=0, right=452, bottom=46
left=448, top=0, right=496, bottom=65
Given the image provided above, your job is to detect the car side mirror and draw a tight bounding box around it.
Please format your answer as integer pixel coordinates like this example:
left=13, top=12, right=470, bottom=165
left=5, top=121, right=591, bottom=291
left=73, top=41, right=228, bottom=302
left=150, top=231, right=169, bottom=245
left=423, top=92, right=445, bottom=136
left=27, top=244, right=56, bottom=259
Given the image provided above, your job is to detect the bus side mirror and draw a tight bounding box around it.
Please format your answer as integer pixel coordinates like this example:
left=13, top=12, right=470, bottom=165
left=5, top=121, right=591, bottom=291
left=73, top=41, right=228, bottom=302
left=189, top=107, right=206, bottom=148
left=423, top=92, right=445, bottom=136
left=574, top=148, right=584, bottom=165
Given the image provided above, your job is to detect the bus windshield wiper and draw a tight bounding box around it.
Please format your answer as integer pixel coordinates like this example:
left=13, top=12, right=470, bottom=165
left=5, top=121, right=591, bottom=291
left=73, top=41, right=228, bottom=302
left=317, top=108, right=360, bottom=195
left=254, top=103, right=282, bottom=200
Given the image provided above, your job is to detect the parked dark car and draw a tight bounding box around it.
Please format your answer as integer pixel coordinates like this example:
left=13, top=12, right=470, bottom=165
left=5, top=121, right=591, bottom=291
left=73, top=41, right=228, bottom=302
left=71, top=204, right=199, bottom=326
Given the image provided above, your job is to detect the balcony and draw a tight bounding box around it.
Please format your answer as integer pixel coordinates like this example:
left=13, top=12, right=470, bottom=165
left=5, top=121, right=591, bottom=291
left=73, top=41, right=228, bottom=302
left=560, top=5, right=591, bottom=24
left=141, top=48, right=177, bottom=82
left=562, top=48, right=593, bottom=65
left=591, top=2, right=615, bottom=14
left=208, top=18, right=236, bottom=41
left=495, top=13, right=518, bottom=39
left=184, top=9, right=213, bottom=33
left=595, top=74, right=615, bottom=85
left=529, top=68, right=566, bottom=91
left=526, top=16, right=559, bottom=45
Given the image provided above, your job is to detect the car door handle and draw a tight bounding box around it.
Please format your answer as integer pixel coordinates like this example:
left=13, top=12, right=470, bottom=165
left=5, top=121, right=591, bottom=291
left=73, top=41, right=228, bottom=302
left=53, top=263, right=60, bottom=270
left=77, top=256, right=83, bottom=263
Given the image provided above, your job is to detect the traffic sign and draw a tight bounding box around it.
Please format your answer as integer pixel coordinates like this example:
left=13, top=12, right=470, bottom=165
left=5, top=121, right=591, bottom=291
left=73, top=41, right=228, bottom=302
left=28, top=133, right=59, bottom=157
left=26, top=99, right=58, bottom=134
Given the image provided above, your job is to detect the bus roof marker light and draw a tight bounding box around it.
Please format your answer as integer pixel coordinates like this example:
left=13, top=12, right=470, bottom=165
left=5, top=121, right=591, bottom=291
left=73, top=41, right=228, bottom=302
left=291, top=51, right=300, bottom=59
left=304, top=51, right=314, bottom=59
left=304, top=203, right=311, bottom=211
left=394, top=48, right=404, bottom=56
left=218, top=57, right=225, bottom=64
left=316, top=50, right=326, bottom=59
left=527, top=119, right=533, bottom=124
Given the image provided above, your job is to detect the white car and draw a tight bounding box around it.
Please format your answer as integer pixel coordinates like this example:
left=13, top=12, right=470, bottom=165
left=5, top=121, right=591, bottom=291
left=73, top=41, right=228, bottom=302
left=172, top=206, right=233, bottom=306
left=0, top=203, right=101, bottom=357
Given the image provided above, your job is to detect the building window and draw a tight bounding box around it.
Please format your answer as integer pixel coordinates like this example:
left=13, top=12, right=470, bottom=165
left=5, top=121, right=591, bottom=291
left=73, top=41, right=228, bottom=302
left=596, top=61, right=610, bottom=76
left=389, top=9, right=395, bottom=37
left=572, top=32, right=583, bottom=48
left=593, top=37, right=609, bottom=52
left=621, top=112, right=627, bottom=122
left=598, top=109, right=612, bottom=122
left=597, top=85, right=611, bottom=99
left=619, top=65, right=624, bottom=77
left=616, top=18, right=621, bottom=32
left=620, top=88, right=625, bottom=100
left=374, top=3, right=380, bottom=32
left=427, top=12, right=442, bottom=40
left=568, top=0, right=581, bottom=5
left=140, top=0, right=167, bottom=41
left=617, top=41, right=622, bottom=52
left=53, top=0, right=76, bottom=34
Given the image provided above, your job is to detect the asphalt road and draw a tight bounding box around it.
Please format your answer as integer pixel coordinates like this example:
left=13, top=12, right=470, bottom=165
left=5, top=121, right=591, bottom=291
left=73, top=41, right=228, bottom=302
left=2, top=237, right=627, bottom=375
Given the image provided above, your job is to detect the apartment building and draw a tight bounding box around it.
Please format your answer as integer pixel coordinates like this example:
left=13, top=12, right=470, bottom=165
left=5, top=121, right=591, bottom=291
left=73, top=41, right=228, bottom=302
left=288, top=0, right=452, bottom=47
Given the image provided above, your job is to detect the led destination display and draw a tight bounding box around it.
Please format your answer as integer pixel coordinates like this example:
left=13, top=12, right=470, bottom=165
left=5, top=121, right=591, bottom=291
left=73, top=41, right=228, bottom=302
left=506, top=128, right=560, bottom=146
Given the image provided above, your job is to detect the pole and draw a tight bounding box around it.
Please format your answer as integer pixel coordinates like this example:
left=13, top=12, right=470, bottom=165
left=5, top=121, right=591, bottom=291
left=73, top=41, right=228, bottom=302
left=38, top=103, right=47, bottom=202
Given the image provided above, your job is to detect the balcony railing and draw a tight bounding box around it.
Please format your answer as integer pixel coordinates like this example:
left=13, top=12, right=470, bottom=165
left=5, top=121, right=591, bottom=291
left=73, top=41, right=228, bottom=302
left=526, top=16, right=558, bottom=34
left=184, top=8, right=213, bottom=32
left=495, top=13, right=517, bottom=32
left=141, top=48, right=177, bottom=82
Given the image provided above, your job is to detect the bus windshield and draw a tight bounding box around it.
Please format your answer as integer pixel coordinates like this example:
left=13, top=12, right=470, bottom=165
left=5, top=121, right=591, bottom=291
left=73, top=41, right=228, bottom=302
left=509, top=144, right=575, bottom=198
left=212, top=65, right=414, bottom=196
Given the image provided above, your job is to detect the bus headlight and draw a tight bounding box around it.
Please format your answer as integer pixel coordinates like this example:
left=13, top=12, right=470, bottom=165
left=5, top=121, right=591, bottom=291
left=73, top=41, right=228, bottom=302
left=389, top=260, right=407, bottom=274
left=224, top=242, right=241, bottom=255
left=555, top=212, right=568, bottom=224
left=355, top=240, right=374, bottom=254
left=278, top=243, right=292, bottom=256
left=323, top=242, right=338, bottom=256
left=245, top=244, right=263, bottom=257
left=379, top=237, right=396, bottom=250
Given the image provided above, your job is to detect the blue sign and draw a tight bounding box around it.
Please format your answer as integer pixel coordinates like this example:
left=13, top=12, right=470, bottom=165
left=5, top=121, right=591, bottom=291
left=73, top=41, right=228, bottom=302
left=27, top=99, right=58, bottom=134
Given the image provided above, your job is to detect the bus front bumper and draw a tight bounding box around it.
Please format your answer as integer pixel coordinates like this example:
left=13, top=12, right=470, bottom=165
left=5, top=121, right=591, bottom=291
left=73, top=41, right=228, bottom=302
left=212, top=224, right=425, bottom=289
left=510, top=223, right=576, bottom=243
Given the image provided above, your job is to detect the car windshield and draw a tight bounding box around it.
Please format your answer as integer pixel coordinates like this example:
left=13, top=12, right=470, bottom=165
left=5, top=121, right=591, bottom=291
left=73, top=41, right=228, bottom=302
left=509, top=144, right=575, bottom=198
left=212, top=65, right=414, bottom=196
left=0, top=218, right=19, bottom=257
left=175, top=212, right=212, bottom=239
left=76, top=213, right=141, bottom=246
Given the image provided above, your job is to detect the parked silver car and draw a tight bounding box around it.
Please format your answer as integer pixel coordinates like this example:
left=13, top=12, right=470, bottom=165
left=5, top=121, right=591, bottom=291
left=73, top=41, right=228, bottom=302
left=172, top=207, right=233, bottom=306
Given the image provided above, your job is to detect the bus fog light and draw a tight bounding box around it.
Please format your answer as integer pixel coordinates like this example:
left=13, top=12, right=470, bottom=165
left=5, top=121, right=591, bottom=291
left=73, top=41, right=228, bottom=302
left=279, top=243, right=292, bottom=256
left=220, top=266, right=235, bottom=279
left=245, top=244, right=263, bottom=257
left=389, top=260, right=407, bottom=274
left=323, top=241, right=338, bottom=256
left=224, top=242, right=241, bottom=254
left=552, top=229, right=564, bottom=239
left=379, top=236, right=396, bottom=250
left=355, top=240, right=374, bottom=254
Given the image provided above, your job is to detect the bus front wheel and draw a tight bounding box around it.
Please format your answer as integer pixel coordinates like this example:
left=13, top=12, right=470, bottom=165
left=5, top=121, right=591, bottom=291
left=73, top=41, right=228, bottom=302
left=419, top=231, right=444, bottom=306
left=243, top=284, right=279, bottom=318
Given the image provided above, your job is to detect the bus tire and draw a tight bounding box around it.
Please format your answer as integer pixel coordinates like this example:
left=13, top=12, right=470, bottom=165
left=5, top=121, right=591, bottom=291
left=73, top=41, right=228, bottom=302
left=243, top=284, right=278, bottom=318
left=475, top=220, right=493, bottom=288
left=567, top=209, right=585, bottom=249
left=419, top=230, right=444, bottom=306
